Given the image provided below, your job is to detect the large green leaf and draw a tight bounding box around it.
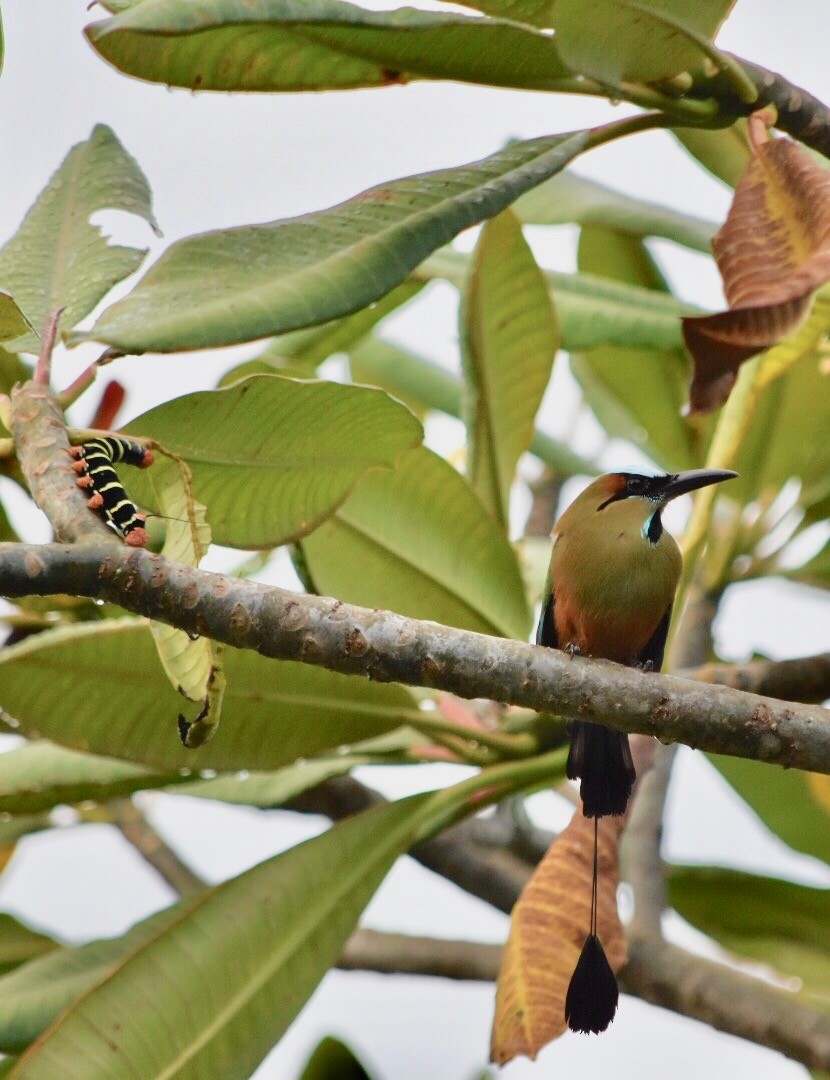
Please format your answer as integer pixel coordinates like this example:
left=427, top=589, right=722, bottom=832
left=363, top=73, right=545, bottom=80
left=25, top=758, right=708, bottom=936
left=0, top=620, right=420, bottom=772
left=252, top=279, right=423, bottom=372
left=11, top=795, right=432, bottom=1079
left=709, top=753, right=830, bottom=865
left=552, top=0, right=734, bottom=85
left=571, top=223, right=704, bottom=470
left=0, top=906, right=184, bottom=1054
left=460, top=210, right=557, bottom=528
left=419, top=248, right=698, bottom=353
left=301, top=447, right=530, bottom=639
left=85, top=0, right=572, bottom=93
left=123, top=375, right=423, bottom=548
left=0, top=742, right=176, bottom=815
left=0, top=125, right=156, bottom=353
left=77, top=130, right=591, bottom=354
left=670, top=866, right=830, bottom=1001
left=513, top=170, right=716, bottom=253
left=0, top=916, right=58, bottom=977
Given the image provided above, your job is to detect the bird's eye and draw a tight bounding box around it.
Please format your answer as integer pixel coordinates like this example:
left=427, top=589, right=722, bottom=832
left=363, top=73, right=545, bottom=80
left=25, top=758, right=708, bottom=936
left=627, top=476, right=646, bottom=494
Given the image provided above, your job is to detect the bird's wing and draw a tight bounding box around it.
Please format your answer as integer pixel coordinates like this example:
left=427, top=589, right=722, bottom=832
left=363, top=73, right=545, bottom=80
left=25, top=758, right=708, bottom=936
left=638, top=605, right=672, bottom=670
left=536, top=581, right=559, bottom=648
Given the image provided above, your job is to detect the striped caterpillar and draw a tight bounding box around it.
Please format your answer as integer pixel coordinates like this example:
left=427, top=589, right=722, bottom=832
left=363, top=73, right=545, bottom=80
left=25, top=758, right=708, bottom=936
left=70, top=436, right=154, bottom=547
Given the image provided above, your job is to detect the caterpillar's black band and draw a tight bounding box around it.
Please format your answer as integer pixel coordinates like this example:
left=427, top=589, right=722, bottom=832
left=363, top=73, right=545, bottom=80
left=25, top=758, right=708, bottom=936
left=75, top=437, right=151, bottom=540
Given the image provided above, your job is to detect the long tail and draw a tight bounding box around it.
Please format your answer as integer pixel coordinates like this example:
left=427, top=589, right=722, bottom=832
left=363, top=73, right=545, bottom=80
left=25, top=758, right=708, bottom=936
left=564, top=722, right=634, bottom=1034
left=566, top=720, right=635, bottom=818
left=565, top=818, right=619, bottom=1034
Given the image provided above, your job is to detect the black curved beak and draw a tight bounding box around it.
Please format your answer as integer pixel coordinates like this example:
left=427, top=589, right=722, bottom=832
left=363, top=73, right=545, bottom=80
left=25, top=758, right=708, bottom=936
left=661, top=469, right=738, bottom=501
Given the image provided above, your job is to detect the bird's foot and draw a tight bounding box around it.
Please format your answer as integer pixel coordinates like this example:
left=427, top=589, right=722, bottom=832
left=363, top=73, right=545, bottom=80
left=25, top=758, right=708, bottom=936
left=633, top=658, right=654, bottom=672
left=566, top=642, right=583, bottom=659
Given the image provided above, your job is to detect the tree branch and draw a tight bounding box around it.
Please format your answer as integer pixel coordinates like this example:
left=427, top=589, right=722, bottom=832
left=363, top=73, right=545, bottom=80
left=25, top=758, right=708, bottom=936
left=108, top=798, right=206, bottom=899
left=335, top=929, right=830, bottom=1071
left=623, top=938, right=830, bottom=1072
left=691, top=652, right=830, bottom=704
left=2, top=540, right=829, bottom=774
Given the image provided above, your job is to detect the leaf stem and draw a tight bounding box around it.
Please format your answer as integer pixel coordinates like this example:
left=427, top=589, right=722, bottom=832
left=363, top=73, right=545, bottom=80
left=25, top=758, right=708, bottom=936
left=416, top=747, right=569, bottom=840
left=668, top=354, right=764, bottom=664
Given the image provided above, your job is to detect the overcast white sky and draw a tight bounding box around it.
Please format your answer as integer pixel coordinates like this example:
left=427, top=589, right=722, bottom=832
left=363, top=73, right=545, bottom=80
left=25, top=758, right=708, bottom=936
left=1, top=2, right=830, bottom=1078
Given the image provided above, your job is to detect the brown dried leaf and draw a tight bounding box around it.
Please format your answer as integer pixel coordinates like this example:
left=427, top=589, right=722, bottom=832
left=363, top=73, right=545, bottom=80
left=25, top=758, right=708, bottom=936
left=491, top=811, right=626, bottom=1064
left=684, top=112, right=830, bottom=411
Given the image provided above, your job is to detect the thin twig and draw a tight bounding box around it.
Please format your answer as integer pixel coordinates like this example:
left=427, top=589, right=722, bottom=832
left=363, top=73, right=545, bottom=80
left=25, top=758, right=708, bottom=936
left=34, top=309, right=63, bottom=386
left=109, top=798, right=205, bottom=899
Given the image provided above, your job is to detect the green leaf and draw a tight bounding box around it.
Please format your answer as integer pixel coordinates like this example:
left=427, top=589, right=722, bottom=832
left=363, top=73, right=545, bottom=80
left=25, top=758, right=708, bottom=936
left=0, top=125, right=157, bottom=353
left=449, top=1, right=553, bottom=26
left=10, top=795, right=432, bottom=1079
left=219, top=279, right=424, bottom=387
left=0, top=349, right=31, bottom=397
left=255, top=280, right=423, bottom=371
left=551, top=0, right=734, bottom=85
left=0, top=905, right=188, bottom=1053
left=670, top=866, right=830, bottom=1000
left=730, top=351, right=830, bottom=516
left=0, top=500, right=19, bottom=544
left=709, top=753, right=830, bottom=865
left=0, top=294, right=34, bottom=344
left=514, top=169, right=716, bottom=253
left=301, top=447, right=531, bottom=639
left=299, top=1036, right=373, bottom=1080
left=420, top=247, right=699, bottom=353
left=175, top=753, right=389, bottom=808
left=571, top=223, right=704, bottom=470
left=460, top=210, right=558, bottom=528
left=0, top=620, right=420, bottom=772
left=674, top=123, right=751, bottom=188
left=123, top=375, right=423, bottom=548
left=0, top=916, right=58, bottom=977
left=85, top=0, right=571, bottom=93
left=147, top=456, right=214, bottom=703
left=0, top=742, right=176, bottom=815
left=77, top=130, right=591, bottom=354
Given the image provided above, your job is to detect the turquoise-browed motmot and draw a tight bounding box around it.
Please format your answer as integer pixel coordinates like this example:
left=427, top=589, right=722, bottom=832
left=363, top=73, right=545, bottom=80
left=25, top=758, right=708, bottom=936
left=537, top=468, right=737, bottom=1034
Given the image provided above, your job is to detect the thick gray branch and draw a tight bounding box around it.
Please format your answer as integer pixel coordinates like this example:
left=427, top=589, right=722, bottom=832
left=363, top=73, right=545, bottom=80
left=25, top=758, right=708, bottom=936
left=2, top=540, right=829, bottom=774
left=335, top=929, right=830, bottom=1071
left=10, top=384, right=118, bottom=547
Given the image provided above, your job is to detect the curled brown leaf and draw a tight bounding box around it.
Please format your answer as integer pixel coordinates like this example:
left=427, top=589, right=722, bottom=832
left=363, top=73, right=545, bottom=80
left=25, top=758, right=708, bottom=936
left=684, top=110, right=830, bottom=411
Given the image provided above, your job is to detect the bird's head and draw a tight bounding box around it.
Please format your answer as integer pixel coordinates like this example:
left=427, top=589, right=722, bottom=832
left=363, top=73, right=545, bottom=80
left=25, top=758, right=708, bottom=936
left=569, top=469, right=738, bottom=544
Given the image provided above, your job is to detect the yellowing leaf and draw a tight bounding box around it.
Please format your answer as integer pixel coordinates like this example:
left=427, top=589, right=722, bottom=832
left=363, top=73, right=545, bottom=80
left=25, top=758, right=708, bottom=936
left=756, top=286, right=830, bottom=389
left=685, top=112, right=830, bottom=411
left=491, top=812, right=626, bottom=1064
left=146, top=455, right=213, bottom=701
left=807, top=773, right=830, bottom=816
